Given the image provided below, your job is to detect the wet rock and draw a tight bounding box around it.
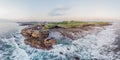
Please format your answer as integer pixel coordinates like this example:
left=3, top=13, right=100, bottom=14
left=74, top=57, right=80, bottom=60
left=21, top=25, right=56, bottom=50
left=24, top=38, right=56, bottom=50
left=67, top=48, right=70, bottom=50
left=59, top=52, right=63, bottom=55
left=44, top=38, right=56, bottom=49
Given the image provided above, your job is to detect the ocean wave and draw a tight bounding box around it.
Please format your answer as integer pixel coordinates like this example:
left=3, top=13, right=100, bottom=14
left=0, top=22, right=120, bottom=60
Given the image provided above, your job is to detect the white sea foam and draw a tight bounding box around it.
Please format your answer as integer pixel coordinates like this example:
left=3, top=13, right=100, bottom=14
left=0, top=22, right=120, bottom=60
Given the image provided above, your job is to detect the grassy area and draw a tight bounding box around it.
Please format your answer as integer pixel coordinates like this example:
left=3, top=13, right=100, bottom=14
left=30, top=21, right=110, bottom=30
left=44, top=21, right=110, bottom=29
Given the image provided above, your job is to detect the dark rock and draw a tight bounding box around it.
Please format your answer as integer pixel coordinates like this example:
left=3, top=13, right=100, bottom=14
left=59, top=52, right=63, bottom=55
left=49, top=25, right=66, bottom=29
left=67, top=48, right=70, bottom=50
left=74, top=57, right=80, bottom=60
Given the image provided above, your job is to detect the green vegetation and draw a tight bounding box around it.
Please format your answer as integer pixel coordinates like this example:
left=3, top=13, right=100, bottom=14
left=45, top=21, right=110, bottom=29
left=32, top=21, right=110, bottom=30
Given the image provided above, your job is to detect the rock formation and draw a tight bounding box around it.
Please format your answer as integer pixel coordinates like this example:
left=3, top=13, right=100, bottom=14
left=21, top=25, right=56, bottom=50
left=21, top=23, right=109, bottom=50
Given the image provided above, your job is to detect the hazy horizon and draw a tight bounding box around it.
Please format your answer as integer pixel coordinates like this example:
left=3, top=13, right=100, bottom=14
left=0, top=0, right=120, bottom=21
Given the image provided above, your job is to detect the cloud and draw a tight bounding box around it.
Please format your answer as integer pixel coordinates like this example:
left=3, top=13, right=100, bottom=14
left=49, top=6, right=70, bottom=16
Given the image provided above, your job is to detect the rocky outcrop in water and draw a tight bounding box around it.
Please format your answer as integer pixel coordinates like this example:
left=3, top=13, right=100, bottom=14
left=21, top=23, right=109, bottom=50
left=49, top=26, right=105, bottom=40
left=21, top=25, right=56, bottom=50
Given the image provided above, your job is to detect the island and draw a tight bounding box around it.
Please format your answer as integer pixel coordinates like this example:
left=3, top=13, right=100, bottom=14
left=20, top=21, right=111, bottom=50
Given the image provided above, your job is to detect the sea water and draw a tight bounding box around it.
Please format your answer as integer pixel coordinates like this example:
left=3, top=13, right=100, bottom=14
left=0, top=21, right=120, bottom=60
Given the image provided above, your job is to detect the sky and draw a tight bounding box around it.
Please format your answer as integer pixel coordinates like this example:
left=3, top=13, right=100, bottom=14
left=0, top=0, right=120, bottom=21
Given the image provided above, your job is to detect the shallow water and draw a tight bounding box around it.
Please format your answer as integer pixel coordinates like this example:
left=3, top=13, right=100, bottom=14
left=0, top=22, right=120, bottom=60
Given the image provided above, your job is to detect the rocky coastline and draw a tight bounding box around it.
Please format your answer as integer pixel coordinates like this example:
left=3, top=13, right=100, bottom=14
left=21, top=21, right=111, bottom=50
left=21, top=25, right=56, bottom=50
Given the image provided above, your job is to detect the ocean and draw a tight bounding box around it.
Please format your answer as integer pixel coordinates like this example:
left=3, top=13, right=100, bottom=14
left=0, top=21, right=120, bottom=60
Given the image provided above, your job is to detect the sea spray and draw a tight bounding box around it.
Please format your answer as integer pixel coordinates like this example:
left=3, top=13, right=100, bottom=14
left=0, top=22, right=120, bottom=60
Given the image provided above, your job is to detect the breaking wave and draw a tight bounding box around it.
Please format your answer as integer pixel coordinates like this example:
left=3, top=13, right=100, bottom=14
left=0, top=22, right=120, bottom=60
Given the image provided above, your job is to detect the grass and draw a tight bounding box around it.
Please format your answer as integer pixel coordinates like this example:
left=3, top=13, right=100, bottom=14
left=31, top=21, right=110, bottom=30
left=44, top=21, right=110, bottom=29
